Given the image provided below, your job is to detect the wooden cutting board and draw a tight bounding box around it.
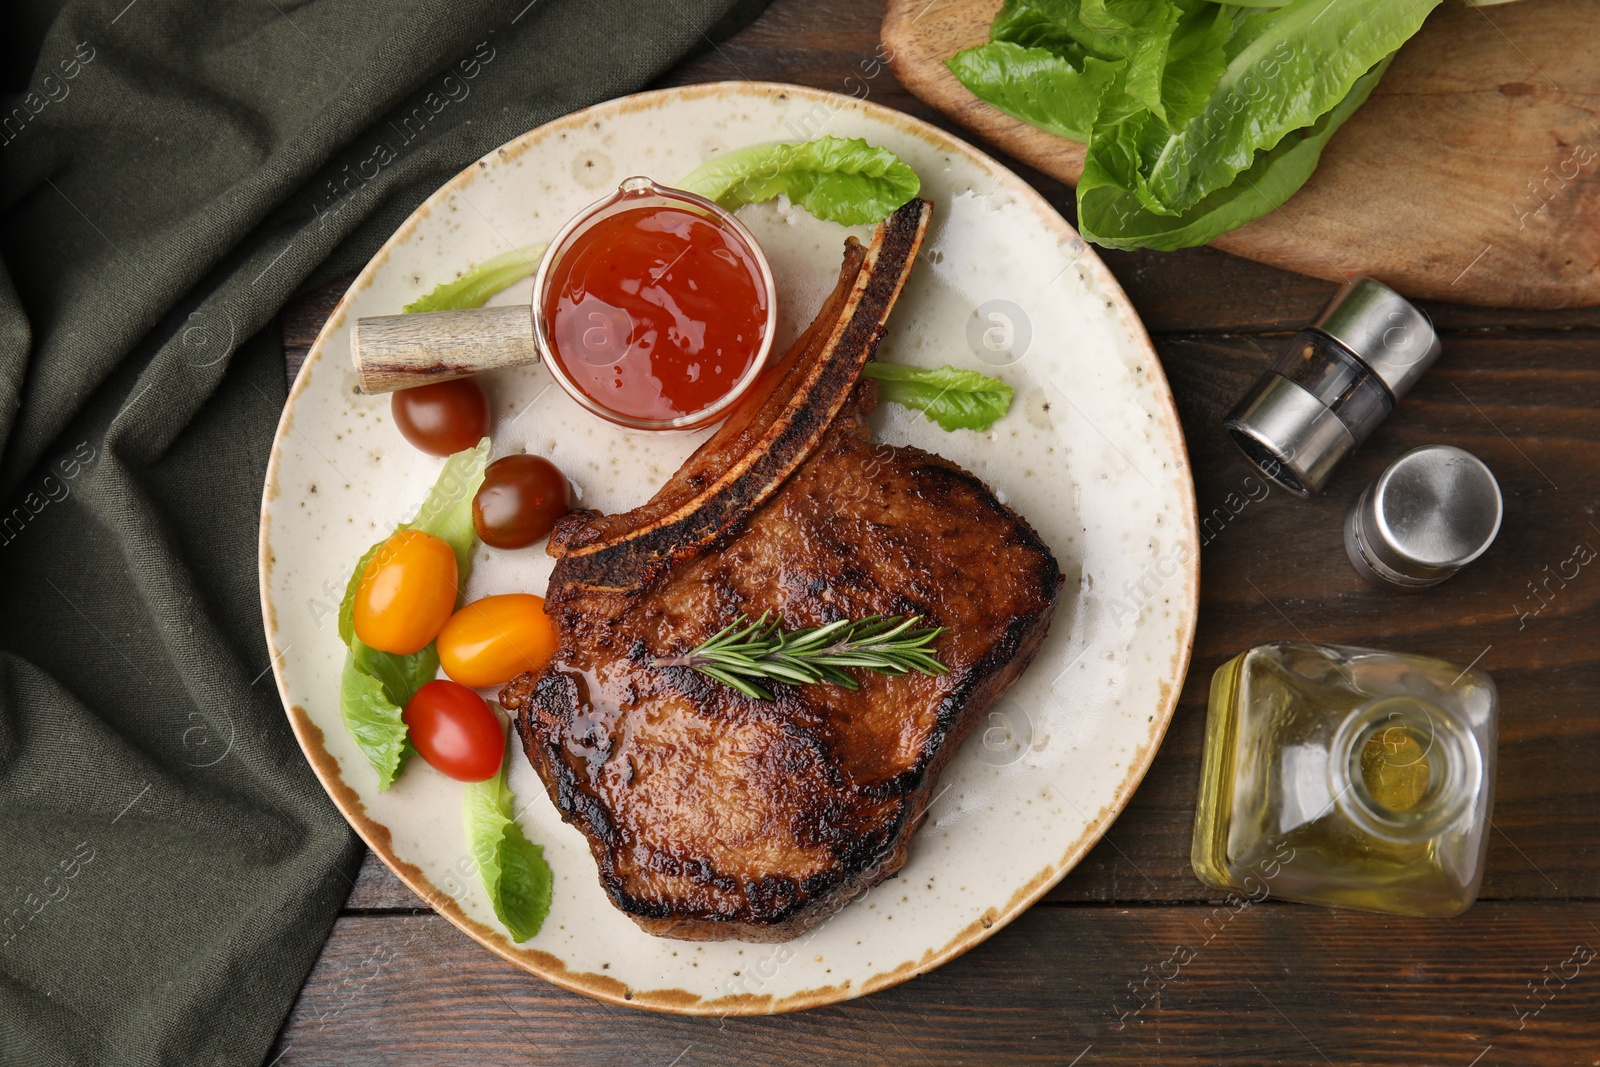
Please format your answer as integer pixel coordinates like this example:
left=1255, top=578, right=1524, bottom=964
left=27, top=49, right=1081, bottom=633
left=883, top=0, right=1600, bottom=308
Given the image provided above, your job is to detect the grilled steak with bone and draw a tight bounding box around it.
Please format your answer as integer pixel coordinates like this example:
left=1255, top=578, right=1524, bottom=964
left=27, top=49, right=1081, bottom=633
left=500, top=198, right=1062, bottom=942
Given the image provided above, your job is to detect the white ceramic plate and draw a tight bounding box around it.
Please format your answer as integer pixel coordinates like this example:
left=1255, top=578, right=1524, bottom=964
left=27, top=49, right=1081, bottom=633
left=260, top=82, right=1199, bottom=1015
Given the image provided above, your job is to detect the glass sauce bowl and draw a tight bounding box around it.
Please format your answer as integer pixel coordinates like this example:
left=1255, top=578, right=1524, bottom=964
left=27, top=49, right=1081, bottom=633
left=532, top=177, right=777, bottom=432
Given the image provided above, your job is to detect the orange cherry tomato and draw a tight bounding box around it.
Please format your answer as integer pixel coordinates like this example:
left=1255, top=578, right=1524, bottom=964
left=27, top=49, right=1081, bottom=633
left=403, top=680, right=503, bottom=782
left=352, top=529, right=459, bottom=655
left=436, top=593, right=558, bottom=688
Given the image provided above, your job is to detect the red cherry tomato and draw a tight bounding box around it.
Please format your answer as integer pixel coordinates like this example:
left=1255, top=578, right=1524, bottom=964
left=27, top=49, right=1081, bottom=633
left=401, top=679, right=503, bottom=782
left=391, top=378, right=490, bottom=457
left=472, top=454, right=572, bottom=548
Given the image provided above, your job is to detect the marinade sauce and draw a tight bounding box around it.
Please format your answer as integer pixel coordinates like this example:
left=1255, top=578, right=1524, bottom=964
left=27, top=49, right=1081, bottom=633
left=543, top=203, right=770, bottom=425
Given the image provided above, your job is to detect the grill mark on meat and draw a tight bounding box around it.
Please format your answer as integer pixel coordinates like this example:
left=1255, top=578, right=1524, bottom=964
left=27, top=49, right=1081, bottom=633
left=502, top=199, right=1064, bottom=941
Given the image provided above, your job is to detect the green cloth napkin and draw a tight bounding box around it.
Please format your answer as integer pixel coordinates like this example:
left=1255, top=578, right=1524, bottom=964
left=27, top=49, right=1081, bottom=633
left=0, top=1, right=764, bottom=1063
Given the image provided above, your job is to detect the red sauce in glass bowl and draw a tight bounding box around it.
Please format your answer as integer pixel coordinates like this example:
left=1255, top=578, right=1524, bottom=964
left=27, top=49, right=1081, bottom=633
left=536, top=182, right=774, bottom=430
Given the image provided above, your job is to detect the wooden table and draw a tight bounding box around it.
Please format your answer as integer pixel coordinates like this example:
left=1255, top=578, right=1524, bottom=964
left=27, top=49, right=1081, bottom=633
left=270, top=2, right=1600, bottom=1062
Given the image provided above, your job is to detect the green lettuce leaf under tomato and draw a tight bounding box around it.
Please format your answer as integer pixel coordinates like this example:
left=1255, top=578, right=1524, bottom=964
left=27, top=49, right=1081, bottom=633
left=338, top=437, right=489, bottom=646
left=340, top=655, right=413, bottom=791
left=948, top=0, right=1443, bottom=250
left=337, top=541, right=382, bottom=648
left=677, top=136, right=921, bottom=227
left=337, top=439, right=489, bottom=788
left=465, top=737, right=553, bottom=942
left=403, top=244, right=547, bottom=314
left=337, top=633, right=423, bottom=791
left=352, top=638, right=440, bottom=710
left=862, top=363, right=1015, bottom=433
left=404, top=438, right=490, bottom=578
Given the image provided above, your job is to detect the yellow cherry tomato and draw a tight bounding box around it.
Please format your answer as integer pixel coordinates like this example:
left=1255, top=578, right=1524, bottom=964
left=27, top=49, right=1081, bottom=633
left=437, top=593, right=558, bottom=688
left=352, top=529, right=459, bottom=655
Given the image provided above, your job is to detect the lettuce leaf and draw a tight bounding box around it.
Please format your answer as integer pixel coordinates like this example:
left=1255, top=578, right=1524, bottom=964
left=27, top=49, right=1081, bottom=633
left=338, top=438, right=489, bottom=647
left=1134, top=0, right=1439, bottom=215
left=949, top=0, right=1442, bottom=250
left=404, top=438, right=489, bottom=579
left=862, top=363, right=1014, bottom=432
left=991, top=0, right=1120, bottom=59
left=338, top=541, right=382, bottom=648
left=340, top=654, right=412, bottom=791
left=955, top=0, right=1232, bottom=152
left=1079, top=56, right=1391, bottom=250
left=465, top=738, right=553, bottom=942
left=352, top=637, right=440, bottom=709
left=947, top=44, right=1119, bottom=142
left=1078, top=0, right=1183, bottom=123
left=1156, top=1, right=1236, bottom=130
left=403, top=244, right=547, bottom=314
left=677, top=136, right=921, bottom=227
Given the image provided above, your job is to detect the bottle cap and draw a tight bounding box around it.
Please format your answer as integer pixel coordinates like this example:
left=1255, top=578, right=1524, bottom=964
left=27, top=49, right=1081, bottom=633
left=1344, top=445, right=1503, bottom=589
left=1314, top=278, right=1442, bottom=399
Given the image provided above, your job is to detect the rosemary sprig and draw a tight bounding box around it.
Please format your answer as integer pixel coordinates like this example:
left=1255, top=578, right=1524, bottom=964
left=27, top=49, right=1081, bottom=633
left=653, top=612, right=948, bottom=701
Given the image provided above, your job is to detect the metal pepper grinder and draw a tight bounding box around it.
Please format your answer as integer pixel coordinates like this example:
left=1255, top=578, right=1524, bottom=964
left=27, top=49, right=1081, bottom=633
left=1225, top=278, right=1442, bottom=496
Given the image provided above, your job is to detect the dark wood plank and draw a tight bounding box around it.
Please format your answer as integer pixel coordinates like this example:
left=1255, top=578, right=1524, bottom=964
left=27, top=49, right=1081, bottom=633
left=1098, top=247, right=1600, bottom=336
left=273, top=903, right=1600, bottom=1065
left=345, top=852, right=422, bottom=911
left=281, top=275, right=353, bottom=356
left=282, top=271, right=356, bottom=387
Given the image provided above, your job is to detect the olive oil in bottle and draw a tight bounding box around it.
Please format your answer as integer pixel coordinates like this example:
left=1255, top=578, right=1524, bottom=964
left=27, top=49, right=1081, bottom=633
left=1192, top=642, right=1498, bottom=917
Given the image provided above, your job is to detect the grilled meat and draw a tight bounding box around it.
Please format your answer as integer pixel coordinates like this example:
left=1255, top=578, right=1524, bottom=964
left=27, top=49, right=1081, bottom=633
left=501, top=199, right=1062, bottom=941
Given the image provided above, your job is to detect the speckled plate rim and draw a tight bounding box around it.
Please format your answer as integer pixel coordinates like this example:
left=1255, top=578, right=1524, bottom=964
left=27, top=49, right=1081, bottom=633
left=259, top=80, right=1200, bottom=1016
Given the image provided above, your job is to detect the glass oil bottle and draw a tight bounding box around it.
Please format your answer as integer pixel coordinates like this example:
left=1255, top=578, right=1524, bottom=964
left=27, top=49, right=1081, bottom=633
left=1192, top=642, right=1498, bottom=917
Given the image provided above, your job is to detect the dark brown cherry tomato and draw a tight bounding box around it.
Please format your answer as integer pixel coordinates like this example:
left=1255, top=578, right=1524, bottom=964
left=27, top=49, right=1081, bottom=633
left=401, top=679, right=503, bottom=782
left=472, top=454, right=571, bottom=549
left=391, top=378, right=490, bottom=457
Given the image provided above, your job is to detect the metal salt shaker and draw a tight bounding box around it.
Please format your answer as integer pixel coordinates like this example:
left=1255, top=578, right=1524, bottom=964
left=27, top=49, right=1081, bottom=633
left=1344, top=445, right=1504, bottom=589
